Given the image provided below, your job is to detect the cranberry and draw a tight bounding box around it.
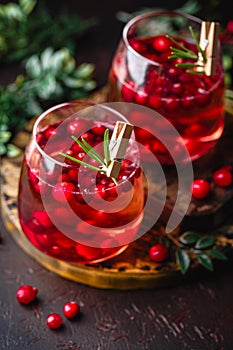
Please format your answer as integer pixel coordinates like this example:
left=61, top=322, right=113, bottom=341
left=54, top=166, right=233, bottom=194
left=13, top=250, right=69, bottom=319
left=46, top=313, right=63, bottom=329
left=63, top=301, right=80, bottom=319
left=213, top=168, right=232, bottom=187
left=135, top=89, right=148, bottom=105
left=172, top=83, right=183, bottom=95
left=148, top=95, right=163, bottom=109
left=36, top=234, right=53, bottom=248
left=152, top=35, right=171, bottom=52
left=33, top=211, right=53, bottom=227
left=149, top=244, right=169, bottom=262
left=191, top=179, right=211, bottom=199
left=196, top=89, right=211, bottom=106
left=164, top=97, right=180, bottom=112
left=130, top=39, right=146, bottom=53
left=92, top=124, right=106, bottom=136
left=76, top=245, right=100, bottom=260
left=45, top=126, right=58, bottom=140
left=67, top=119, right=86, bottom=135
left=52, top=182, right=76, bottom=202
left=16, top=285, right=38, bottom=304
left=121, top=81, right=135, bottom=102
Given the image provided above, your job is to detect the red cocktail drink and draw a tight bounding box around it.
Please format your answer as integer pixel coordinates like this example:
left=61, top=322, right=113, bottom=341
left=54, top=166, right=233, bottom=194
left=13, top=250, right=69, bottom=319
left=18, top=103, right=144, bottom=264
left=108, top=12, right=225, bottom=164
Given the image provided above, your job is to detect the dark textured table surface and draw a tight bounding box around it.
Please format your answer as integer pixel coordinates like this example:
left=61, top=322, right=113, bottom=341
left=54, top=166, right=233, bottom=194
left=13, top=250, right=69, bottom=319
left=1, top=1, right=233, bottom=349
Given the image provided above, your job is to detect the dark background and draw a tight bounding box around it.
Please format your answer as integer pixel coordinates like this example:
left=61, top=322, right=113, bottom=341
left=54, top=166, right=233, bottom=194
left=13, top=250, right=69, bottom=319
left=1, top=1, right=233, bottom=349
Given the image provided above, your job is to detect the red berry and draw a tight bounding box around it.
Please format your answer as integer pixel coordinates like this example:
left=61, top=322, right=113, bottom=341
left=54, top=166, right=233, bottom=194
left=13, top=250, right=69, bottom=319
left=152, top=35, right=171, bottom=52
left=16, top=285, right=38, bottom=304
left=135, top=89, right=148, bottom=105
left=213, top=168, right=232, bottom=187
left=191, top=179, right=211, bottom=199
left=164, top=97, right=180, bottom=112
left=63, top=301, right=80, bottom=319
left=46, top=313, right=63, bottom=329
left=121, top=81, right=135, bottom=102
left=149, top=244, right=169, bottom=262
left=52, top=182, right=75, bottom=202
left=67, top=119, right=86, bottom=135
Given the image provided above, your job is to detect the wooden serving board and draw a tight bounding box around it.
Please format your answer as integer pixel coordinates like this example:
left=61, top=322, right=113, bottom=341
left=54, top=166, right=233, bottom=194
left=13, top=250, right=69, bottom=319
left=1, top=87, right=233, bottom=290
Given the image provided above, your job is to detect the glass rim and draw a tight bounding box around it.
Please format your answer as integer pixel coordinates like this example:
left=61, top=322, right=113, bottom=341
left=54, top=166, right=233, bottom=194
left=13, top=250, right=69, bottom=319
left=122, top=10, right=202, bottom=67
left=32, top=101, right=138, bottom=170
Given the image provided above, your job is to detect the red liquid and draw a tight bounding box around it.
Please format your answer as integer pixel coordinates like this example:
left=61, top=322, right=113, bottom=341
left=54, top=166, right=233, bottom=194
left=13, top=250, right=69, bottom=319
left=108, top=35, right=225, bottom=163
left=18, top=119, right=144, bottom=264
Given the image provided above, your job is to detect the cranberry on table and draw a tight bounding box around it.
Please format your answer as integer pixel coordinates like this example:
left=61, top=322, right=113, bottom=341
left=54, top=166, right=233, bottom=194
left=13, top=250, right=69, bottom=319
left=191, top=179, right=211, bottom=199
left=63, top=301, right=80, bottom=319
left=149, top=244, right=169, bottom=262
left=46, top=313, right=63, bottom=329
left=213, top=168, right=232, bottom=187
left=16, top=285, right=38, bottom=304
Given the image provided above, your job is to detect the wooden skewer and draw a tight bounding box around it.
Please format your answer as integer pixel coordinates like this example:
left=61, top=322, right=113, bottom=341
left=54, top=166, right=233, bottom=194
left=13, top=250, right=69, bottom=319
left=106, top=121, right=134, bottom=179
left=196, top=21, right=220, bottom=76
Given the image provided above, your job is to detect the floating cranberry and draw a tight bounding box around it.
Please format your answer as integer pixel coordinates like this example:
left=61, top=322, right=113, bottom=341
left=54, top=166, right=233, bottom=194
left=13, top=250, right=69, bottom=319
left=191, top=179, right=211, bottom=199
left=36, top=234, right=54, bottom=248
left=63, top=301, right=80, bottom=319
left=46, top=313, right=63, bottom=329
left=148, top=95, right=163, bottom=109
left=52, top=182, right=76, bottom=202
left=16, top=285, right=38, bottom=304
left=149, top=244, right=169, bottom=262
left=213, top=168, right=232, bottom=187
left=33, top=211, right=53, bottom=228
left=45, top=126, right=58, bottom=140
left=67, top=119, right=87, bottom=135
left=81, top=131, right=93, bottom=144
left=164, top=97, right=180, bottom=113
left=171, top=83, right=183, bottom=96
left=130, top=39, right=146, bottom=54
left=196, top=89, right=211, bottom=106
left=135, top=89, right=148, bottom=105
left=92, top=124, right=106, bottom=136
left=121, top=81, right=135, bottom=102
left=76, top=244, right=100, bottom=260
left=152, top=35, right=171, bottom=52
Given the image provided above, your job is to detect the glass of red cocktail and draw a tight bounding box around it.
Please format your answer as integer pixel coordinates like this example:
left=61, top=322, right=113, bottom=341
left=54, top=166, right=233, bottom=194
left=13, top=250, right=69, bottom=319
left=18, top=102, right=145, bottom=265
left=108, top=11, right=225, bottom=164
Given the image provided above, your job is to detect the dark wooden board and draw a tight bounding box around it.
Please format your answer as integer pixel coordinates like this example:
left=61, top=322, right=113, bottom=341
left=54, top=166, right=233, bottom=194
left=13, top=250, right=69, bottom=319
left=1, top=87, right=233, bottom=290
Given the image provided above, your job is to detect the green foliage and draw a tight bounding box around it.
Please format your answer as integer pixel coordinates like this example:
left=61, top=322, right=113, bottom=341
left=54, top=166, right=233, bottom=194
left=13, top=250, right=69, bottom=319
left=176, top=248, right=191, bottom=275
left=0, top=48, right=96, bottom=157
left=175, top=231, right=228, bottom=274
left=0, top=0, right=96, bottom=62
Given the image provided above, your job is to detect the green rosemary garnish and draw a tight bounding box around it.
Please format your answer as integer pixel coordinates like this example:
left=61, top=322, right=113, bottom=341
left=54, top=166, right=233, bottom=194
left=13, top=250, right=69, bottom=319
left=167, top=25, right=207, bottom=74
left=60, top=128, right=118, bottom=183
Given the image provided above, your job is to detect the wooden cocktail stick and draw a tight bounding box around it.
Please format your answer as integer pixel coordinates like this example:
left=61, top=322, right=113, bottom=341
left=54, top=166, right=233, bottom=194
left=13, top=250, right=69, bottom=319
left=106, top=121, right=134, bottom=179
left=197, top=21, right=220, bottom=76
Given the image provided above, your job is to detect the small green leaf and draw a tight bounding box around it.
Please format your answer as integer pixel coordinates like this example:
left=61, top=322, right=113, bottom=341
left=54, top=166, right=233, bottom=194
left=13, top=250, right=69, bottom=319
left=176, top=249, right=190, bottom=275
left=179, top=231, right=200, bottom=245
left=0, top=131, right=11, bottom=144
left=197, top=253, right=214, bottom=271
left=207, top=249, right=228, bottom=261
left=6, top=143, right=22, bottom=158
left=195, top=236, right=215, bottom=250
left=0, top=143, right=6, bottom=155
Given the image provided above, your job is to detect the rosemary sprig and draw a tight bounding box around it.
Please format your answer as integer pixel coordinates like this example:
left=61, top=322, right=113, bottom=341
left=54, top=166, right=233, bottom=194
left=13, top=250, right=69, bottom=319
left=60, top=128, right=118, bottom=183
left=167, top=25, right=207, bottom=74
left=103, top=128, right=111, bottom=167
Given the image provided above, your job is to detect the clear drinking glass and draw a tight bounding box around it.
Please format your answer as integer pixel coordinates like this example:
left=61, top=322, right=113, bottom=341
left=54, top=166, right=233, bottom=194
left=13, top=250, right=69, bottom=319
left=108, top=11, right=225, bottom=164
left=17, top=102, right=144, bottom=264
